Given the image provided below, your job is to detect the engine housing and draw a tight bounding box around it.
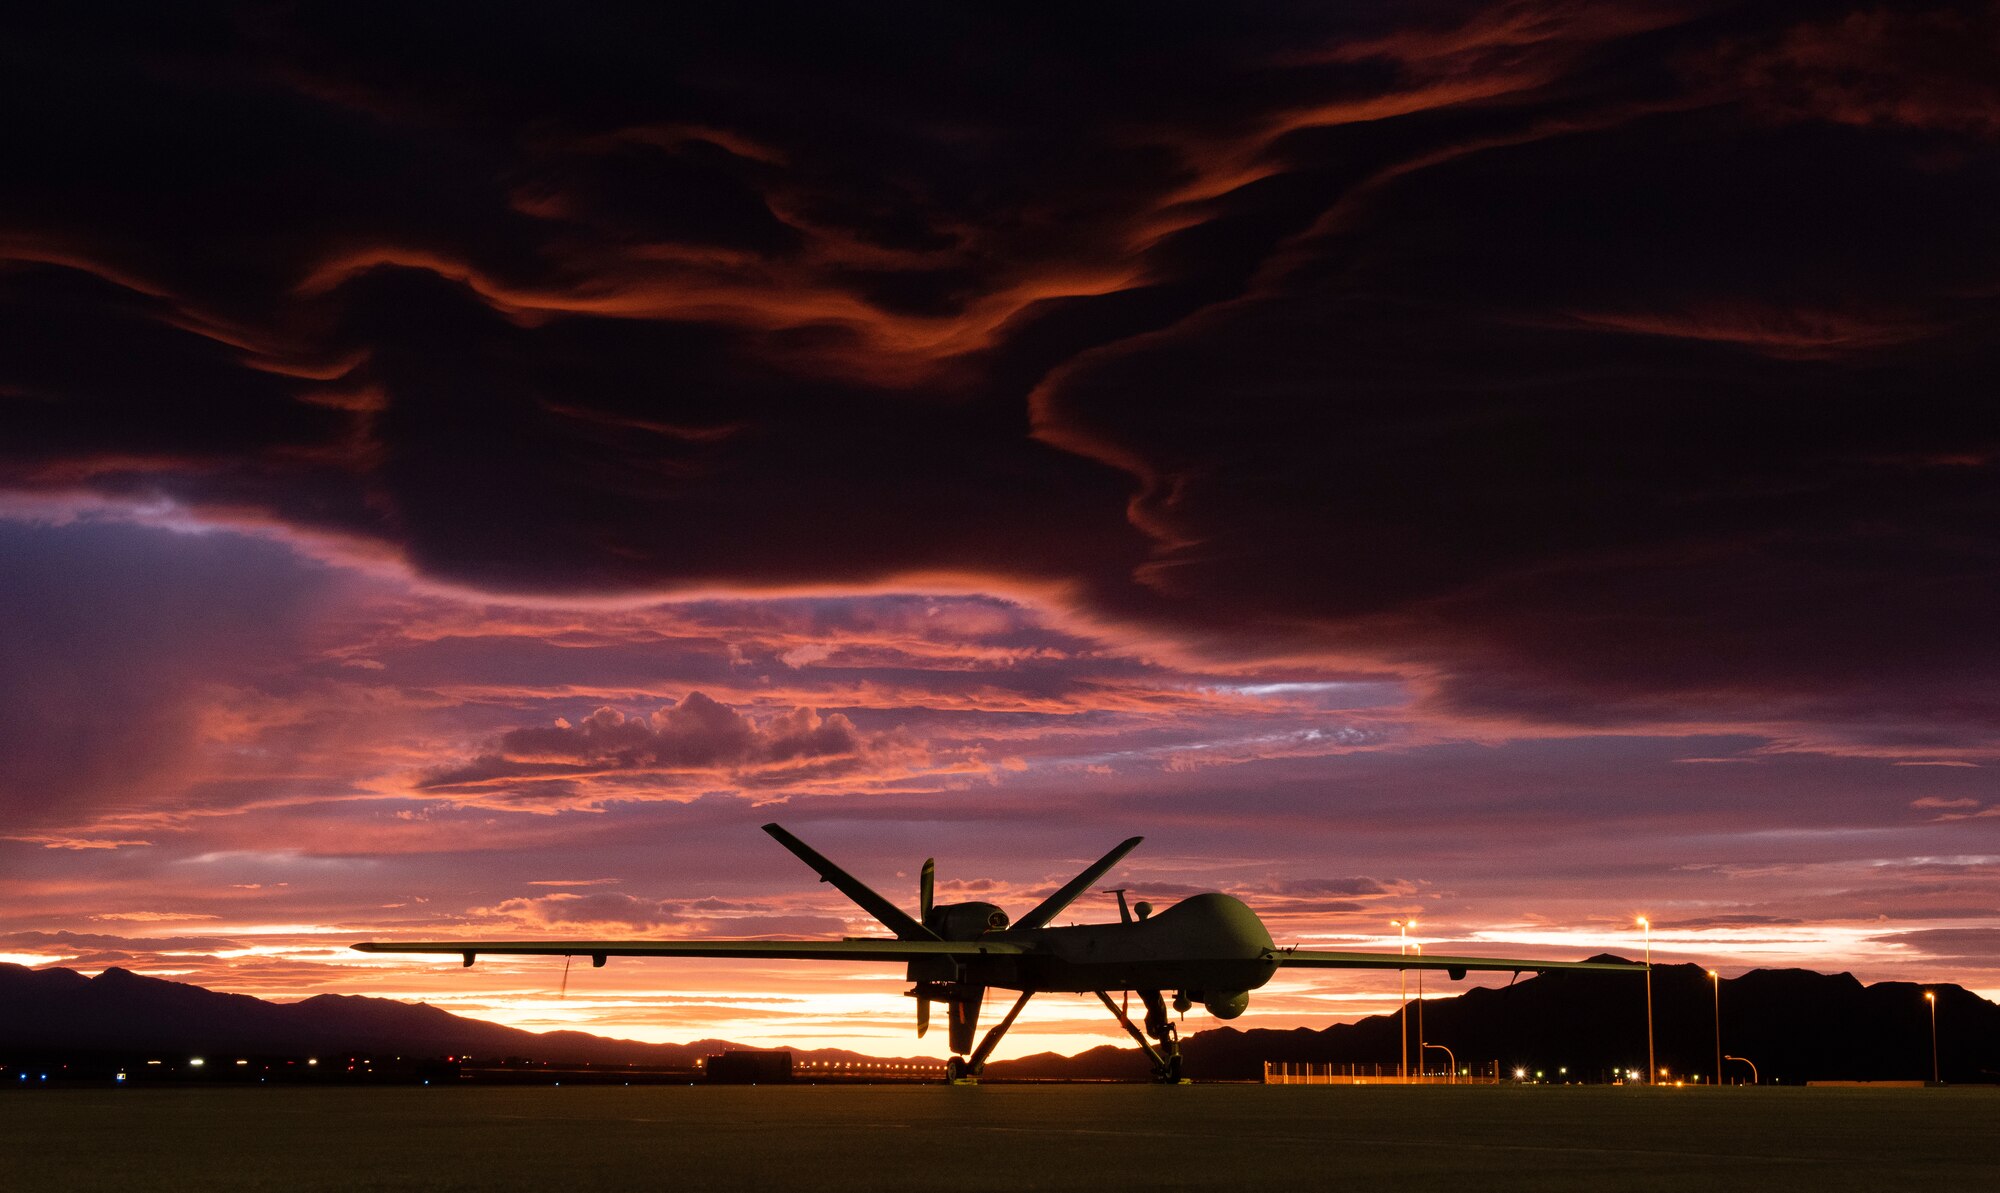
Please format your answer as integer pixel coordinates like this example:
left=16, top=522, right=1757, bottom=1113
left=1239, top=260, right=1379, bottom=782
left=926, top=901, right=1010, bottom=939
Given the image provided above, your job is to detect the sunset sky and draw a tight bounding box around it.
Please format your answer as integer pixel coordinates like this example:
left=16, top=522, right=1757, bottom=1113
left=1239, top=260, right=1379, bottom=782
left=3, top=2, right=1997, bottom=1057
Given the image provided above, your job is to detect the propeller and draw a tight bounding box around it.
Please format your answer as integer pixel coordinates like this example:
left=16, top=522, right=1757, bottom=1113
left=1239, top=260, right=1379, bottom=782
left=916, top=857, right=936, bottom=1038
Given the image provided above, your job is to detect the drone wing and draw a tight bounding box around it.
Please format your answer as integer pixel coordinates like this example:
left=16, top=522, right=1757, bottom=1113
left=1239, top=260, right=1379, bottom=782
left=1273, top=950, right=1642, bottom=977
left=352, top=938, right=1028, bottom=966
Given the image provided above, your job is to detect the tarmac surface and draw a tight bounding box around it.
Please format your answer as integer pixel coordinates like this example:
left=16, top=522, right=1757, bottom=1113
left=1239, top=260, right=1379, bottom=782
left=8, top=1083, right=1998, bottom=1191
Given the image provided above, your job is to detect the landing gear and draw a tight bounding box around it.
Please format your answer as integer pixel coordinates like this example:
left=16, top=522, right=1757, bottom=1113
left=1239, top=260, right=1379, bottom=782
left=1096, top=989, right=1191, bottom=1084
left=944, top=990, right=1034, bottom=1084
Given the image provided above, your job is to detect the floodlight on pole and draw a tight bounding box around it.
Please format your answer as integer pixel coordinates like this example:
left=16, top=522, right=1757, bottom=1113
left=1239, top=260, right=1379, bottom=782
left=1925, top=991, right=1939, bottom=1084
left=1638, top=916, right=1654, bottom=1085
left=1414, top=941, right=1426, bottom=1077
left=1708, top=970, right=1722, bottom=1087
left=1392, top=919, right=1414, bottom=1080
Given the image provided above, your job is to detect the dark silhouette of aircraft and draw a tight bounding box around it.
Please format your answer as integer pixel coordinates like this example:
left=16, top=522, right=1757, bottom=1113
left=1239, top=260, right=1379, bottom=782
left=354, top=824, right=1640, bottom=1081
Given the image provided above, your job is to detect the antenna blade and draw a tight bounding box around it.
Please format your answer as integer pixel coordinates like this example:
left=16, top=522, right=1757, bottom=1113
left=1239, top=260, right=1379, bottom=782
left=1014, top=837, right=1144, bottom=930
left=762, top=823, right=939, bottom=941
left=920, top=858, right=935, bottom=920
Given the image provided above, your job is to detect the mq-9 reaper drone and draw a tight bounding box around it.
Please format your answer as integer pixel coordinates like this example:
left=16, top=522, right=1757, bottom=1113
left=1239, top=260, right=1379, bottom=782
left=356, top=824, right=1639, bottom=1082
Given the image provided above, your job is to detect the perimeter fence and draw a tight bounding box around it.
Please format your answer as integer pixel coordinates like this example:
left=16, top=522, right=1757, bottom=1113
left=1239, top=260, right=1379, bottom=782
left=1262, top=1062, right=1500, bottom=1085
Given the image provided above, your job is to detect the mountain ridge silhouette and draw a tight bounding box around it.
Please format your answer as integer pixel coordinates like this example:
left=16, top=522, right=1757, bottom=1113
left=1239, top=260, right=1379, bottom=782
left=5, top=959, right=1994, bottom=1081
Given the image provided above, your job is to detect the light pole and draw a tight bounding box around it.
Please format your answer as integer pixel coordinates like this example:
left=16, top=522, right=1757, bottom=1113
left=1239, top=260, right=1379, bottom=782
left=1925, top=991, right=1939, bottom=1084
left=1724, top=1055, right=1757, bottom=1085
left=1414, top=941, right=1425, bottom=1078
left=1708, top=969, right=1722, bottom=1087
left=1638, top=916, right=1655, bottom=1085
left=1422, top=1042, right=1456, bottom=1085
left=1392, top=918, right=1414, bottom=1080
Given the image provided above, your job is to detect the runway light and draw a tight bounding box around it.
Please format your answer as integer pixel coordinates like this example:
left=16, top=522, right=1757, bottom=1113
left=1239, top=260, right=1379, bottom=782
left=189, top=1058, right=205, bottom=1067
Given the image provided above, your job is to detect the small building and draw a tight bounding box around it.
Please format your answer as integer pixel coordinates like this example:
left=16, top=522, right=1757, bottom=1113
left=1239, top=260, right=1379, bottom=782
left=704, top=1049, right=793, bottom=1084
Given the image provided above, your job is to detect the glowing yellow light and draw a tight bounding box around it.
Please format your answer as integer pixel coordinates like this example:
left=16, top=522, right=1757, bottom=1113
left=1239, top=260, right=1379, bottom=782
left=189, top=1058, right=205, bottom=1067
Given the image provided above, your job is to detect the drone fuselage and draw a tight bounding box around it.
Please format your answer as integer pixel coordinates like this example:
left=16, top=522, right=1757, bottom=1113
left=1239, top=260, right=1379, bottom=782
left=912, top=892, right=1277, bottom=1011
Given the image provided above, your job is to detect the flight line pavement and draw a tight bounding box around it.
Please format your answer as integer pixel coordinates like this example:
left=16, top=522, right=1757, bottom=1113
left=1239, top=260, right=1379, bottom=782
left=6, top=1083, right=1997, bottom=1191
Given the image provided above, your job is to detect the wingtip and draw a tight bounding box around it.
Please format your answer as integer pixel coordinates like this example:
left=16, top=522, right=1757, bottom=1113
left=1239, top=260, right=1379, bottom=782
left=350, top=942, right=377, bottom=952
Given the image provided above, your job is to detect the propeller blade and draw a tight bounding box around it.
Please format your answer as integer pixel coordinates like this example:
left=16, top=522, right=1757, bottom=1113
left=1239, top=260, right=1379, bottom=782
left=916, top=995, right=930, bottom=1039
left=920, top=858, right=935, bottom=921
left=762, top=823, right=939, bottom=941
left=1013, top=836, right=1144, bottom=930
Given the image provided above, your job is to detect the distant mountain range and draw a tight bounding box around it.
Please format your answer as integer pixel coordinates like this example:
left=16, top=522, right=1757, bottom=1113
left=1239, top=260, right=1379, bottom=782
left=990, top=959, right=2000, bottom=1083
left=5, top=959, right=1994, bottom=1082
left=0, top=963, right=731, bottom=1066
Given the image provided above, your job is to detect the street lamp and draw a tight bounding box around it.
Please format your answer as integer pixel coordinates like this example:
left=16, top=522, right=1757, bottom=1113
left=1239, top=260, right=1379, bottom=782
left=1708, top=970, right=1722, bottom=1087
left=1724, top=1055, right=1757, bottom=1085
left=1638, top=917, right=1655, bottom=1085
left=1392, top=919, right=1414, bottom=1080
left=1925, top=991, right=1939, bottom=1084
left=1423, top=1042, right=1456, bottom=1085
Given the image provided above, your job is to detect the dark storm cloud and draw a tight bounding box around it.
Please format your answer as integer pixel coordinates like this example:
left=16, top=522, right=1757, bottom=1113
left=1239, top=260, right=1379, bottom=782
left=3, top=2, right=1998, bottom=742
left=1030, top=4, right=2000, bottom=740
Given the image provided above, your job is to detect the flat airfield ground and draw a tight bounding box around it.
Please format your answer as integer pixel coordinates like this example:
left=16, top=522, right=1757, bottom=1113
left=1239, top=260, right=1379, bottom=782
left=7, top=1084, right=1997, bottom=1192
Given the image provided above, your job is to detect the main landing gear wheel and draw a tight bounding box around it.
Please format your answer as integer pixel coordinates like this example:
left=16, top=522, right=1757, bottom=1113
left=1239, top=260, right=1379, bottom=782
left=945, top=1056, right=973, bottom=1083
left=1098, top=990, right=1193, bottom=1084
